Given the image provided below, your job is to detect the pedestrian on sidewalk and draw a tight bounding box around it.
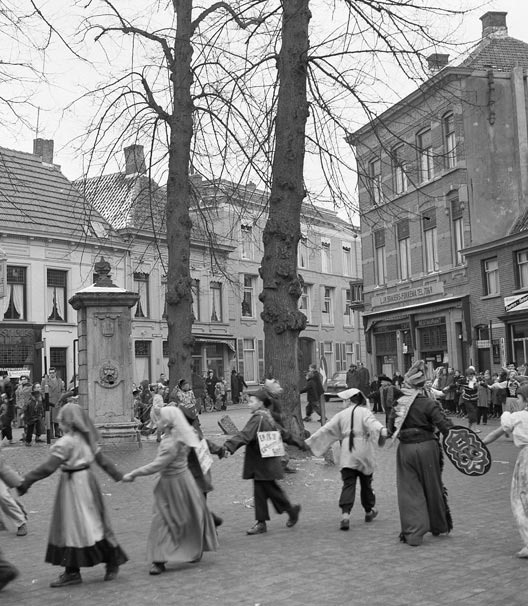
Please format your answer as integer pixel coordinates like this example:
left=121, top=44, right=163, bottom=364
left=17, top=403, right=127, bottom=588
left=301, top=364, right=324, bottom=422
left=0, top=451, right=23, bottom=591
left=0, top=394, right=13, bottom=444
left=388, top=359, right=453, bottom=547
left=123, top=406, right=217, bottom=575
left=459, top=367, right=480, bottom=432
left=483, top=384, right=528, bottom=558
left=306, top=388, right=388, bottom=531
left=23, top=383, right=44, bottom=446
left=223, top=385, right=306, bottom=536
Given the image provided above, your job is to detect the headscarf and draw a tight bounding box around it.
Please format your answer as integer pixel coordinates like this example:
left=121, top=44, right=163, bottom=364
left=58, top=402, right=101, bottom=455
left=160, top=406, right=200, bottom=448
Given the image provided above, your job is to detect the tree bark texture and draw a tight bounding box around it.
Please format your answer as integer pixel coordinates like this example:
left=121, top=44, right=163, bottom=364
left=166, top=0, right=194, bottom=391
left=260, top=0, right=311, bottom=435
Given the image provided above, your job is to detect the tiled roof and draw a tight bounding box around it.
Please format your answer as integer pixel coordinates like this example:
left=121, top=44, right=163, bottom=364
left=460, top=35, right=528, bottom=72
left=509, top=207, right=528, bottom=234
left=74, top=173, right=166, bottom=232
left=0, top=146, right=114, bottom=240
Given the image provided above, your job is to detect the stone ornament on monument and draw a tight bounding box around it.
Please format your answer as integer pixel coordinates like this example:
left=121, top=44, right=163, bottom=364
left=69, top=257, right=140, bottom=444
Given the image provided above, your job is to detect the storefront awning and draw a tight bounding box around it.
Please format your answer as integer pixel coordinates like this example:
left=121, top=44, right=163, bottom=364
left=193, top=337, right=236, bottom=352
left=362, top=296, right=463, bottom=318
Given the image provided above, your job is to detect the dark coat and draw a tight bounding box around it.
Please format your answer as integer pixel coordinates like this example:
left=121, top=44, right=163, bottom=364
left=231, top=372, right=240, bottom=402
left=205, top=375, right=218, bottom=399
left=224, top=409, right=303, bottom=481
left=346, top=368, right=360, bottom=389
left=300, top=373, right=324, bottom=403
left=357, top=366, right=370, bottom=395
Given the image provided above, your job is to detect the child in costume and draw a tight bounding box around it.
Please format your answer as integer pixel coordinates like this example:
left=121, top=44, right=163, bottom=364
left=123, top=406, right=218, bottom=575
left=18, top=403, right=127, bottom=587
left=306, top=388, right=389, bottom=530
left=0, top=450, right=23, bottom=591
left=223, top=384, right=306, bottom=535
left=483, top=384, right=528, bottom=558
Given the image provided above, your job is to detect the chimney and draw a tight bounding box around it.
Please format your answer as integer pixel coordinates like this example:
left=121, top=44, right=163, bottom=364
left=124, top=144, right=146, bottom=175
left=427, top=53, right=449, bottom=73
left=33, top=138, right=54, bottom=164
left=480, top=11, right=508, bottom=39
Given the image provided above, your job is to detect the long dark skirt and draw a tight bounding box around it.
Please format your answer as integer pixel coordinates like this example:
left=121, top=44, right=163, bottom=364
left=396, top=439, right=451, bottom=546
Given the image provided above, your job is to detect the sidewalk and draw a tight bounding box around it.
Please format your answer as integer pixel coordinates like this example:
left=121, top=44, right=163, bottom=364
left=1, top=406, right=527, bottom=605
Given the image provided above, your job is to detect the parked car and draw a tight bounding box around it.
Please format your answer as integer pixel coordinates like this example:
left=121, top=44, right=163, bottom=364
left=324, top=371, right=348, bottom=401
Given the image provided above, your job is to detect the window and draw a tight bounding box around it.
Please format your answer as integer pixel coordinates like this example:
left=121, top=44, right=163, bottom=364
left=134, top=340, right=151, bottom=383
left=241, top=224, right=253, bottom=260
left=518, top=251, right=528, bottom=289
left=368, top=158, right=383, bottom=204
left=323, top=341, right=334, bottom=374
left=345, top=342, right=354, bottom=367
left=241, top=275, right=256, bottom=318
left=342, top=243, right=352, bottom=276
left=392, top=145, right=408, bottom=194
left=191, top=279, right=200, bottom=321
left=343, top=289, right=354, bottom=327
left=299, top=284, right=312, bottom=323
left=161, top=275, right=167, bottom=319
left=321, top=240, right=331, bottom=273
left=210, top=281, right=222, bottom=322
left=417, top=128, right=433, bottom=182
left=242, top=338, right=256, bottom=382
left=298, top=235, right=308, bottom=269
left=451, top=196, right=464, bottom=265
left=397, top=220, right=411, bottom=280
left=374, top=229, right=386, bottom=286
left=133, top=272, right=149, bottom=318
left=422, top=211, right=438, bottom=273
left=483, top=258, right=500, bottom=295
left=444, top=113, right=456, bottom=169
left=321, top=286, right=334, bottom=324
left=49, top=347, right=67, bottom=382
left=2, top=266, right=26, bottom=320
left=46, top=269, right=67, bottom=322
left=349, top=281, right=363, bottom=305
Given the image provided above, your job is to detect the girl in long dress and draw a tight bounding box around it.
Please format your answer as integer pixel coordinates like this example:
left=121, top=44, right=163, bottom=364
left=483, top=384, right=528, bottom=558
left=122, top=406, right=218, bottom=575
left=18, top=403, right=127, bottom=587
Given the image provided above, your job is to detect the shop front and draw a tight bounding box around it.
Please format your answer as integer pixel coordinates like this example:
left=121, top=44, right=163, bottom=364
left=364, top=296, right=469, bottom=378
left=0, top=324, right=43, bottom=381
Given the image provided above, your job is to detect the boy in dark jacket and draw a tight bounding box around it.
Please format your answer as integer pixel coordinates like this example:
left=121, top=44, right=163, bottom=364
left=300, top=365, right=324, bottom=422
left=224, top=386, right=306, bottom=535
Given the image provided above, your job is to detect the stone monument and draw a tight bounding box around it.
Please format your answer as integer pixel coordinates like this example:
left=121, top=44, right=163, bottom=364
left=69, top=257, right=140, bottom=443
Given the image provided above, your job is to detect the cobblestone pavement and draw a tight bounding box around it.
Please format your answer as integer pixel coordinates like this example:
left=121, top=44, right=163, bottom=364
left=1, top=401, right=527, bottom=605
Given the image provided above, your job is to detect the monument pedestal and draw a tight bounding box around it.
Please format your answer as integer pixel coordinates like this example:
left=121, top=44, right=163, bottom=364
left=69, top=258, right=140, bottom=445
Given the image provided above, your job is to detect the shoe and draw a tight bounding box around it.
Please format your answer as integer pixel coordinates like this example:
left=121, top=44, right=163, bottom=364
left=149, top=562, right=166, bottom=575
left=302, top=416, right=312, bottom=423
left=246, top=521, right=267, bottom=535
left=16, top=523, right=27, bottom=537
left=0, top=564, right=19, bottom=591
left=516, top=547, right=528, bottom=559
left=340, top=519, right=350, bottom=531
left=365, top=508, right=378, bottom=523
left=212, top=513, right=223, bottom=527
left=49, top=571, right=82, bottom=587
left=283, top=466, right=297, bottom=474
left=104, top=566, right=119, bottom=581
left=35, top=438, right=43, bottom=443
left=286, top=504, right=301, bottom=528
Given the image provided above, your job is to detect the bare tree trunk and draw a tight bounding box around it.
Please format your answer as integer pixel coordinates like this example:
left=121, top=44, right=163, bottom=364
left=260, top=0, right=311, bottom=434
left=166, top=0, right=194, bottom=391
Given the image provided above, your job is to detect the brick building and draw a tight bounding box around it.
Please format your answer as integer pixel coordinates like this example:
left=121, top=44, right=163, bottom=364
left=348, top=11, right=528, bottom=377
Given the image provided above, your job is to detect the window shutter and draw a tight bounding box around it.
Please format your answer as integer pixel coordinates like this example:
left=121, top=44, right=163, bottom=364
left=341, top=343, right=347, bottom=367
left=257, top=339, right=265, bottom=382
left=237, top=339, right=244, bottom=376
left=319, top=341, right=324, bottom=366
left=422, top=209, right=436, bottom=230
left=450, top=197, right=463, bottom=220
left=374, top=229, right=385, bottom=248
left=397, top=219, right=409, bottom=240
left=335, top=342, right=341, bottom=371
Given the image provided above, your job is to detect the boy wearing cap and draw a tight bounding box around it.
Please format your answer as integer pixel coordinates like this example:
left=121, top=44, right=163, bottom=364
left=306, top=388, right=388, bottom=531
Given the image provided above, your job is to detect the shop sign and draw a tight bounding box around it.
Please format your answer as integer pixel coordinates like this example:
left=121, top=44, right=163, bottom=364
left=476, top=340, right=490, bottom=349
left=0, top=367, right=31, bottom=379
left=504, top=293, right=528, bottom=313
left=371, top=282, right=444, bottom=308
left=0, top=256, right=5, bottom=298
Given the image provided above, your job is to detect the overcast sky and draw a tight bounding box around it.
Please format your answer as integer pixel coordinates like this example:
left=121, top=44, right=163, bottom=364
left=2, top=0, right=527, bottom=219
